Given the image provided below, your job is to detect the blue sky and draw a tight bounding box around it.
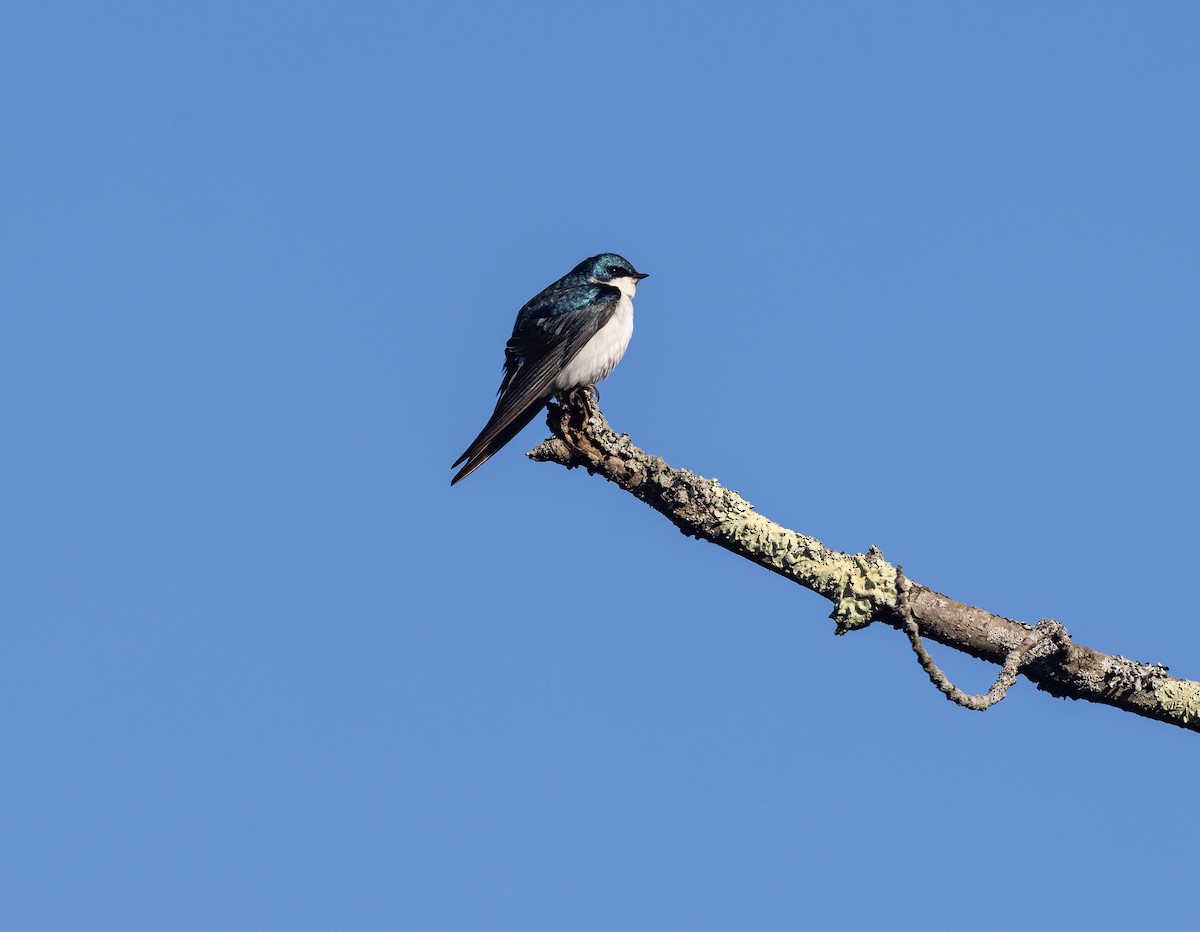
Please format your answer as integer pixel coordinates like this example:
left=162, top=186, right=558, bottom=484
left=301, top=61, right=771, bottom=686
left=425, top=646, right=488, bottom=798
left=3, top=2, right=1198, bottom=928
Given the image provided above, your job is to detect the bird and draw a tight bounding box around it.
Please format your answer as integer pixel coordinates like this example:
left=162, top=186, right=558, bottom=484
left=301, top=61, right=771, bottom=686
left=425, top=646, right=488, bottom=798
left=452, top=253, right=648, bottom=485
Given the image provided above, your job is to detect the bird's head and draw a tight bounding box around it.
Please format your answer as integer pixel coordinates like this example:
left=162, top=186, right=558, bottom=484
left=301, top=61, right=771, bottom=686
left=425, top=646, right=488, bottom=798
left=578, top=253, right=649, bottom=297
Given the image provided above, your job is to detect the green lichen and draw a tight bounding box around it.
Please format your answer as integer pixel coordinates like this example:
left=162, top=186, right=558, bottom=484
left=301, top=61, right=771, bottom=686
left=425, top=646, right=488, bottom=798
left=827, top=551, right=899, bottom=634
left=710, top=493, right=897, bottom=633
left=1155, top=680, right=1200, bottom=725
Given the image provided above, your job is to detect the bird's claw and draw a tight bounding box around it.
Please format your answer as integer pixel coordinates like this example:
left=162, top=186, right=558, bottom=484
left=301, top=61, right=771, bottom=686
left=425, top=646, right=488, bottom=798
left=564, top=385, right=596, bottom=408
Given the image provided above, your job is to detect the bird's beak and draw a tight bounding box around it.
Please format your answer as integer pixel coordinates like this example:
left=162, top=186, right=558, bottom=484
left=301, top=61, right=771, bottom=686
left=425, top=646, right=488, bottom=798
left=634, top=272, right=650, bottom=280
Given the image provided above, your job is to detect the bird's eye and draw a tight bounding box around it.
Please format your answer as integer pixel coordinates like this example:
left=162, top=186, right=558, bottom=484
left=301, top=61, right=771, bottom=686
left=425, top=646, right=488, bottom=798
left=606, top=264, right=623, bottom=275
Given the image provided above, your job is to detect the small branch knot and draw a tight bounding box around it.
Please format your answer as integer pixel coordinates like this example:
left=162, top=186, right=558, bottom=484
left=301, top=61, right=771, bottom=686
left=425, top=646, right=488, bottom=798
left=1027, top=618, right=1071, bottom=662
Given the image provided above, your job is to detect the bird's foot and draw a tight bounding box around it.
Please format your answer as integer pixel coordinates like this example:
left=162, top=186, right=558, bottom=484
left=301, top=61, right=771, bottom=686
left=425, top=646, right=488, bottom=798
left=564, top=385, right=596, bottom=408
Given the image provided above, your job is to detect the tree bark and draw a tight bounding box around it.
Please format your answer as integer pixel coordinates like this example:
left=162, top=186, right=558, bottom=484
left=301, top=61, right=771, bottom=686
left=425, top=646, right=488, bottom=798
left=528, top=390, right=1200, bottom=733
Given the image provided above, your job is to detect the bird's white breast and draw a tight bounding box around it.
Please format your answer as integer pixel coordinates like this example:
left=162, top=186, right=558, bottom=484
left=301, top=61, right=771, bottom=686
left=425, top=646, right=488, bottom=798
left=554, top=289, right=635, bottom=391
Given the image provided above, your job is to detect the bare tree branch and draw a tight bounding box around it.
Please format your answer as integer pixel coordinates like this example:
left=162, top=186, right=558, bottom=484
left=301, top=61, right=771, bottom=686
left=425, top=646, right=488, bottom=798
left=529, top=390, right=1200, bottom=733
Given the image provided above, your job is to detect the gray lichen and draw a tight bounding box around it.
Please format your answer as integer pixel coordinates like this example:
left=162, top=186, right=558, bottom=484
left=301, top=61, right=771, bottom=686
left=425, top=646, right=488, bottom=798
left=1105, top=655, right=1169, bottom=695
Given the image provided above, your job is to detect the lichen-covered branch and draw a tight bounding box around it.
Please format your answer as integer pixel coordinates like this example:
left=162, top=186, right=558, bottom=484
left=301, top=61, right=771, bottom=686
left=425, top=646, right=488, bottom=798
left=528, top=390, right=1200, bottom=733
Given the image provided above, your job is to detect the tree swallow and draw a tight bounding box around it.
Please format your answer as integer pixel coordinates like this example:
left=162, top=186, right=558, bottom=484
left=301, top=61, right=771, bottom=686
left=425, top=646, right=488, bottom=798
left=452, top=253, right=648, bottom=485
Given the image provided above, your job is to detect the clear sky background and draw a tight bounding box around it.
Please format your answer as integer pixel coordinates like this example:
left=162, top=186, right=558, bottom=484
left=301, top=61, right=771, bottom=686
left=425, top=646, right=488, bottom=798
left=3, top=2, right=1198, bottom=929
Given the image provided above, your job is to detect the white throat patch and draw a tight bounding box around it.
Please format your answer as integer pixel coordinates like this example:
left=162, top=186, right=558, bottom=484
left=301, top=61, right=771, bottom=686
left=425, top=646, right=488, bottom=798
left=592, top=275, right=640, bottom=299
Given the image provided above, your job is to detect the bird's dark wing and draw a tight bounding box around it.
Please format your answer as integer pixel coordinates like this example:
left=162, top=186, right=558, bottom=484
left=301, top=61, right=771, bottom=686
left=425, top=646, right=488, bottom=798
left=451, top=283, right=619, bottom=485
